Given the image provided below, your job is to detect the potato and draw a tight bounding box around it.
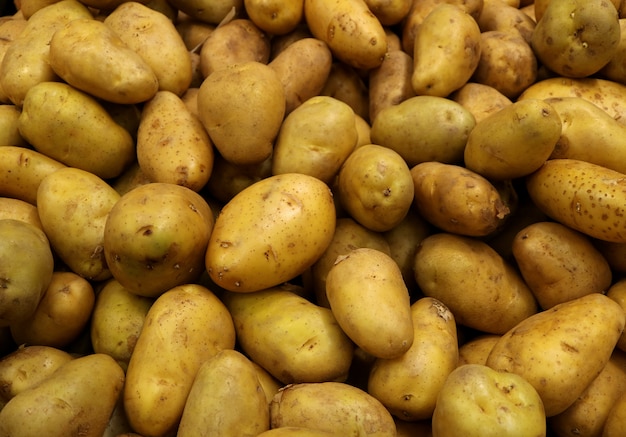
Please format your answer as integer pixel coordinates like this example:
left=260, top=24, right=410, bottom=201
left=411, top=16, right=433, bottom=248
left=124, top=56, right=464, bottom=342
left=603, top=390, right=626, bottom=437
left=268, top=37, right=333, bottom=115
left=432, top=364, right=546, bottom=437
left=368, top=297, right=457, bottom=421
left=463, top=99, right=561, bottom=180
left=197, top=61, right=285, bottom=166
left=205, top=153, right=273, bottom=204
left=471, top=30, right=538, bottom=99
left=104, top=1, right=192, bottom=96
left=414, top=233, right=538, bottom=334
left=364, top=0, right=411, bottom=25
left=199, top=19, right=270, bottom=78
left=526, top=159, right=626, bottom=243
left=0, top=219, right=54, bottom=327
left=476, top=0, right=536, bottom=42
left=487, top=293, right=626, bottom=417
left=596, top=240, right=626, bottom=275
left=411, top=3, right=482, bottom=97
left=320, top=62, right=370, bottom=121
left=166, top=0, right=242, bottom=24
left=304, top=0, right=387, bottom=70
left=0, top=146, right=66, bottom=205
left=245, top=0, right=304, bottom=34
left=410, top=162, right=511, bottom=237
left=0, top=345, right=73, bottom=403
left=458, top=334, right=501, bottom=366
left=549, top=349, right=626, bottom=437
left=0, top=353, right=124, bottom=437
left=205, top=173, right=335, bottom=292
left=48, top=18, right=158, bottom=104
left=606, top=279, right=626, bottom=352
left=512, top=221, right=612, bottom=310
left=531, top=0, right=620, bottom=78
left=270, top=382, right=396, bottom=436
left=0, top=0, right=92, bottom=106
left=9, top=271, right=95, bottom=348
left=104, top=182, right=214, bottom=298
left=250, top=360, right=282, bottom=405
left=0, top=18, right=27, bottom=103
left=137, top=90, right=214, bottom=192
left=0, top=105, right=26, bottom=146
left=450, top=82, right=512, bottom=124
left=272, top=95, right=357, bottom=184
left=177, top=349, right=270, bottom=436
left=222, top=287, right=354, bottom=383
left=0, top=197, right=42, bottom=231
left=175, top=17, right=215, bottom=51
left=599, top=18, right=626, bottom=84
left=368, top=50, right=415, bottom=123
left=18, top=82, right=135, bottom=179
left=37, top=167, right=120, bottom=281
left=124, top=284, right=236, bottom=437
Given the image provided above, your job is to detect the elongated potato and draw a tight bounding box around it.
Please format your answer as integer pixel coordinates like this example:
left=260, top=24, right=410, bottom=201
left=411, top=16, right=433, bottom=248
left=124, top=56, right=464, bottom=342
left=368, top=50, right=415, bottom=123
left=526, top=159, right=626, bottom=243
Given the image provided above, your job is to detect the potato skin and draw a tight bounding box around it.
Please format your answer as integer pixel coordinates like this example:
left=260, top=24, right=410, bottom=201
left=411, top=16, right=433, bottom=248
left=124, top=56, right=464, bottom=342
left=450, top=82, right=512, bottom=125
left=368, top=50, right=415, bottom=123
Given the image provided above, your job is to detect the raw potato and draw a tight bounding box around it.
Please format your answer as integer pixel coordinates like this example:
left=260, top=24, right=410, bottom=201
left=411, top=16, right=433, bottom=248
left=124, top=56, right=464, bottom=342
left=304, top=0, right=387, bottom=70
left=18, top=81, right=135, bottom=179
left=48, top=17, right=159, bottom=104
left=368, top=297, right=458, bottom=421
left=411, top=3, right=482, bottom=97
left=270, top=382, right=397, bottom=436
left=432, top=364, right=546, bottom=437
left=123, top=284, right=236, bottom=437
left=607, top=279, right=626, bottom=352
left=512, top=221, right=613, bottom=310
left=103, top=182, right=214, bottom=298
left=368, top=50, right=415, bottom=123
left=410, top=162, right=511, bottom=237
left=165, top=0, right=242, bottom=24
left=0, top=353, right=124, bottom=437
left=0, top=219, right=54, bottom=327
left=526, top=159, right=626, bottom=243
left=364, top=0, right=412, bottom=25
left=205, top=154, right=272, bottom=204
left=197, top=61, right=285, bottom=166
left=0, top=197, right=42, bottom=231
left=476, top=0, right=536, bottom=42
left=450, top=82, right=512, bottom=124
left=245, top=0, right=304, bottom=34
left=458, top=335, right=501, bottom=366
left=370, top=95, right=476, bottom=166
left=531, top=0, right=620, bottom=78
left=604, top=390, right=626, bottom=437
left=177, top=349, right=270, bottom=436
left=320, top=62, right=370, bottom=121
left=463, top=98, right=561, bottom=180
left=600, top=18, right=626, bottom=84
left=222, top=287, right=354, bottom=384
left=0, top=105, right=26, bottom=146
left=326, top=248, right=413, bottom=359
left=205, top=173, right=336, bottom=292
left=414, top=233, right=538, bottom=334
left=336, top=144, right=414, bottom=232
left=486, top=293, right=626, bottom=417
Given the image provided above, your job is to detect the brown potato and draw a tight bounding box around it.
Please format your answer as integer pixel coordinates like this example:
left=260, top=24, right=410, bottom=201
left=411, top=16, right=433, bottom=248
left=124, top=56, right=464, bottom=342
left=368, top=50, right=415, bottom=123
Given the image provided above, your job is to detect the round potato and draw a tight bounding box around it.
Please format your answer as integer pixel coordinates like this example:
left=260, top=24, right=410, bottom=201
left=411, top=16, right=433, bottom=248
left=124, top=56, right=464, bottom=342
left=245, top=0, right=304, bottom=34
left=458, top=334, right=501, bottom=366
left=0, top=197, right=42, bottom=231
left=449, top=82, right=512, bottom=124
left=364, top=0, right=412, bottom=25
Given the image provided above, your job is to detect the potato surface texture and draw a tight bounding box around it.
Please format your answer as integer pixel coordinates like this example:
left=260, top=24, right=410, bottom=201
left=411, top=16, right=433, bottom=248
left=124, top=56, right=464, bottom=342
left=206, top=173, right=336, bottom=292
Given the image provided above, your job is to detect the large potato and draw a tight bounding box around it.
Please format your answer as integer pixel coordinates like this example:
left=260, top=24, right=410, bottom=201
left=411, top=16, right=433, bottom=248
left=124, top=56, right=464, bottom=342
left=124, top=284, right=236, bottom=437
left=486, top=293, right=626, bottom=416
left=205, top=173, right=335, bottom=292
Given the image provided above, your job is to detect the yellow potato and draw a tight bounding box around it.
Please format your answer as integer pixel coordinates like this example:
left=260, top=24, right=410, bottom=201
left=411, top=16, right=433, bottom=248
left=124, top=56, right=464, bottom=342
left=368, top=50, right=415, bottom=123
left=526, top=159, right=626, bottom=243
left=270, top=382, right=396, bottom=436
left=486, top=293, right=626, bottom=417
left=599, top=18, right=626, bottom=84
left=0, top=197, right=42, bottom=231
left=364, top=0, right=412, bottom=25
left=458, top=334, right=501, bottom=366
left=450, top=82, right=512, bottom=124
left=319, top=62, right=370, bottom=121
left=477, top=0, right=536, bottom=42
left=250, top=360, right=282, bottom=405
left=606, top=278, right=626, bottom=352
left=18, top=82, right=135, bottom=179
left=175, top=16, right=215, bottom=51
left=0, top=18, right=28, bottom=103
left=304, top=0, right=387, bottom=70
left=463, top=98, right=561, bottom=180
left=245, top=0, right=304, bottom=34
left=204, top=153, right=272, bottom=204
left=603, top=390, right=626, bottom=437
left=167, top=0, right=242, bottom=24
left=104, top=1, right=192, bottom=96
left=222, top=287, right=354, bottom=384
left=414, top=233, right=538, bottom=334
left=368, top=297, right=458, bottom=421
left=512, top=221, right=613, bottom=310
left=0, top=105, right=26, bottom=146
left=205, top=173, right=335, bottom=292
left=124, top=284, right=236, bottom=437
left=137, top=90, right=214, bottom=192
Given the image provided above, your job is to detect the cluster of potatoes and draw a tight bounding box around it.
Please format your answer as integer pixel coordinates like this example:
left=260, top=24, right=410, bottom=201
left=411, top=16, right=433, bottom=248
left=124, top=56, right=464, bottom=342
left=4, top=0, right=626, bottom=436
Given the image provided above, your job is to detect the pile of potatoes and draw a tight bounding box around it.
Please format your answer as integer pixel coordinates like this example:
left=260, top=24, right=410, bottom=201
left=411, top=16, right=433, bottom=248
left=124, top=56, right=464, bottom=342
left=4, top=0, right=626, bottom=435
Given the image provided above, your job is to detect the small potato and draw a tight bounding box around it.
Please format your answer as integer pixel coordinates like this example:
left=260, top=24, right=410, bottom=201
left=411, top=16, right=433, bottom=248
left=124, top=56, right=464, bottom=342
left=513, top=221, right=613, bottom=310
left=104, top=2, right=193, bottom=96
left=270, top=382, right=396, bottom=436
left=205, top=153, right=272, bottom=204
left=0, top=197, right=42, bottom=231
left=18, top=82, right=135, bottom=179
left=175, top=17, right=215, bottom=51
left=137, top=90, right=214, bottom=192
left=197, top=61, right=285, bottom=166
left=463, top=98, right=561, bottom=180
left=368, top=297, right=458, bottom=421
left=0, top=105, right=26, bottom=146
left=414, top=233, right=538, bottom=334
left=368, top=50, right=415, bottom=123
left=205, top=173, right=336, bottom=293
left=304, top=0, right=387, bottom=70
left=477, top=0, right=536, bottom=42
left=486, top=293, right=626, bottom=417
left=449, top=82, right=512, bottom=125
left=199, top=19, right=270, bottom=78
left=458, top=334, right=501, bottom=366
left=245, top=0, right=304, bottom=35
left=166, top=0, right=242, bottom=24
left=10, top=271, right=95, bottom=348
left=320, top=62, right=370, bottom=121
left=526, top=159, right=626, bottom=243
left=222, top=287, right=354, bottom=384
left=49, top=18, right=159, bottom=104
left=410, top=162, right=511, bottom=237
left=124, top=284, right=236, bottom=437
